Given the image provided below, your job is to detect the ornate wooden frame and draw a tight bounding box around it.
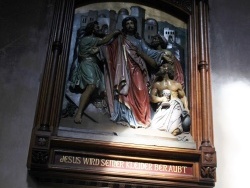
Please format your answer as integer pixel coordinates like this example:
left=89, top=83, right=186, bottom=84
left=27, top=0, right=216, bottom=187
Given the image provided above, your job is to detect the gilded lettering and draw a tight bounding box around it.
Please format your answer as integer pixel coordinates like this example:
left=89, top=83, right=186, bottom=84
left=183, top=166, right=187, bottom=174
left=173, top=166, right=178, bottom=173
left=82, top=157, right=89, bottom=165
left=120, top=161, right=125, bottom=168
left=82, top=158, right=100, bottom=166
left=59, top=156, right=190, bottom=175
left=74, top=157, right=81, bottom=164
left=168, top=165, right=173, bottom=172
left=178, top=166, right=182, bottom=173
left=59, top=155, right=81, bottom=164
left=155, top=164, right=159, bottom=171
left=112, top=160, right=124, bottom=168
left=101, top=159, right=106, bottom=166
left=90, top=158, right=100, bottom=166
left=148, top=163, right=153, bottom=170
left=126, top=162, right=131, bottom=168
left=158, top=164, right=163, bottom=171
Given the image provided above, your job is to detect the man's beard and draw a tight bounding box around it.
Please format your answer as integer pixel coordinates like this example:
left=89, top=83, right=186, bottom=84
left=156, top=67, right=174, bottom=80
left=126, top=27, right=135, bottom=35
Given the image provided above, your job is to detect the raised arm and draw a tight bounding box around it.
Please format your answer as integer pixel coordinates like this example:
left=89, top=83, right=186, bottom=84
left=97, top=30, right=121, bottom=46
left=136, top=49, right=158, bottom=69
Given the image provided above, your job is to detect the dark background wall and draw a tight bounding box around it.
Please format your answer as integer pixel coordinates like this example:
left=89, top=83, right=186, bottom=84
left=0, top=0, right=249, bottom=187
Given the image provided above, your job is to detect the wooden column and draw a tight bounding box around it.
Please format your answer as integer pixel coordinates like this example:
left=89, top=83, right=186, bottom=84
left=27, top=0, right=75, bottom=168
left=197, top=0, right=216, bottom=181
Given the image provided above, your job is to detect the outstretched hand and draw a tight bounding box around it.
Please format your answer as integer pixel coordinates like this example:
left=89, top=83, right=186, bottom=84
left=113, top=30, right=121, bottom=36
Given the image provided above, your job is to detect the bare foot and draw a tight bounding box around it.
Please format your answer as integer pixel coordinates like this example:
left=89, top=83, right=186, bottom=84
left=172, top=128, right=181, bottom=136
left=74, top=113, right=82, bottom=124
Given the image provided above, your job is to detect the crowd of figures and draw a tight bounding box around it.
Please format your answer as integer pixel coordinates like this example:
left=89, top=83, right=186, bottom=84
left=62, top=17, right=191, bottom=136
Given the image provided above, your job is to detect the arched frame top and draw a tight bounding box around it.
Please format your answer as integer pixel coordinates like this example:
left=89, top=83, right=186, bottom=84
left=75, top=0, right=192, bottom=21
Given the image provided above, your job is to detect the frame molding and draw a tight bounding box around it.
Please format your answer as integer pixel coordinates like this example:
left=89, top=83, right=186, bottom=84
left=27, top=0, right=216, bottom=187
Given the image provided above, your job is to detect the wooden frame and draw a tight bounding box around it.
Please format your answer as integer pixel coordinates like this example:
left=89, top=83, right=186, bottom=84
left=27, top=0, right=216, bottom=187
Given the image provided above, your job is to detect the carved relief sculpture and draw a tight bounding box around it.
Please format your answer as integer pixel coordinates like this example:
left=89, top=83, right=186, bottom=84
left=27, top=1, right=216, bottom=187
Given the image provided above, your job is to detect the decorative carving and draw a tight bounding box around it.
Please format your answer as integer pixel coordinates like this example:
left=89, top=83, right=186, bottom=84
left=35, top=136, right=49, bottom=147
left=200, top=146, right=216, bottom=181
left=39, top=124, right=50, bottom=132
left=201, top=147, right=216, bottom=165
left=32, top=150, right=49, bottom=164
left=204, top=152, right=214, bottom=163
left=201, top=166, right=216, bottom=179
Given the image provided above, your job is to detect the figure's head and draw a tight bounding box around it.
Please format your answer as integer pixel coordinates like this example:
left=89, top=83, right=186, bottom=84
left=157, top=63, right=175, bottom=80
left=122, top=16, right=137, bottom=35
left=85, top=21, right=105, bottom=37
left=151, top=34, right=167, bottom=49
left=101, top=24, right=109, bottom=35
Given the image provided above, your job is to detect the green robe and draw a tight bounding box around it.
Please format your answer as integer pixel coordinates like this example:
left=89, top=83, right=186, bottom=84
left=71, top=35, right=105, bottom=93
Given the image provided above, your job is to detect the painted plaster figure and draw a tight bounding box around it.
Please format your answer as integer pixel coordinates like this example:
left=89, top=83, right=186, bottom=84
left=150, top=34, right=184, bottom=87
left=70, top=21, right=120, bottom=123
left=150, top=63, right=190, bottom=136
left=103, top=17, right=162, bottom=128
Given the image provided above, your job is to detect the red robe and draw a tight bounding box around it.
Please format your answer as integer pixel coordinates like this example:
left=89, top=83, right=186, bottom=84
left=103, top=35, right=151, bottom=127
left=173, top=56, right=185, bottom=88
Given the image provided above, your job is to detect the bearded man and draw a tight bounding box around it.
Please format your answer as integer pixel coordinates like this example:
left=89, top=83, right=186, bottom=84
left=103, top=17, right=163, bottom=128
